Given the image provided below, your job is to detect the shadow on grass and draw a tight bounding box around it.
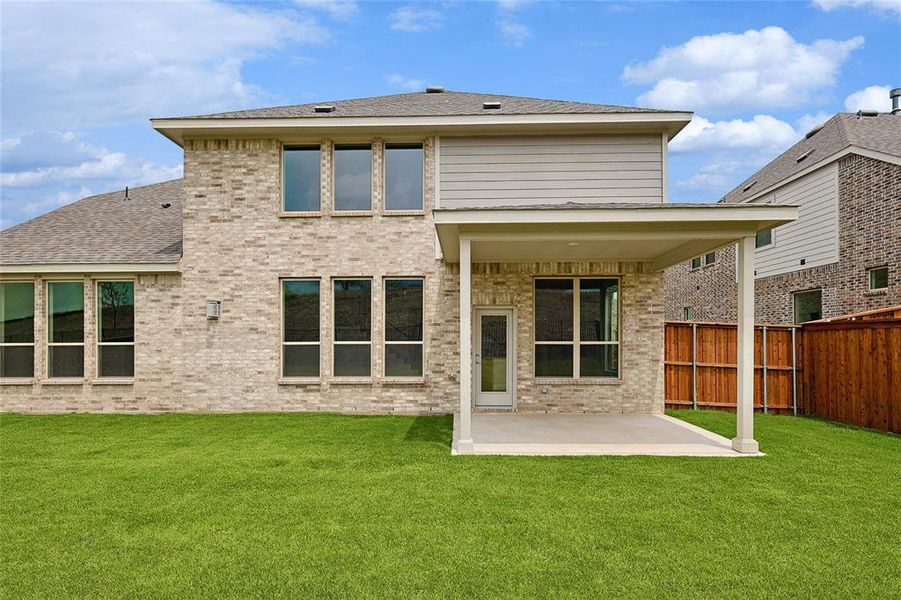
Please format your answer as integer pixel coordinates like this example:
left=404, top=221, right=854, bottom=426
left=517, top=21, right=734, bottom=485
left=402, top=415, right=453, bottom=446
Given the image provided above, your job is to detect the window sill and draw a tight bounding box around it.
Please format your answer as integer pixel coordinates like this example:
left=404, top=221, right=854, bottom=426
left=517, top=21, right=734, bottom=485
left=533, top=377, right=623, bottom=386
left=865, top=288, right=888, bottom=296
left=41, top=378, right=86, bottom=386
left=91, top=378, right=134, bottom=386
left=278, top=378, right=322, bottom=386
left=382, top=377, right=426, bottom=385
left=330, top=377, right=373, bottom=385
left=331, top=211, right=373, bottom=218
left=1, top=378, right=34, bottom=386
left=279, top=211, right=322, bottom=218
left=383, top=210, right=425, bottom=217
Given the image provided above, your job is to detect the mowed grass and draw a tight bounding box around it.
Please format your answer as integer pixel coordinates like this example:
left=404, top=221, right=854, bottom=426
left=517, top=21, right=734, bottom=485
left=1, top=411, right=899, bottom=599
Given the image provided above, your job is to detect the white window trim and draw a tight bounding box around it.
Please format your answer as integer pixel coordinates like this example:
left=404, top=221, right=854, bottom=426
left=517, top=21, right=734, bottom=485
left=281, top=143, right=323, bottom=216
left=755, top=228, right=775, bottom=250
left=46, top=280, right=85, bottom=380
left=690, top=257, right=702, bottom=270
left=281, top=278, right=322, bottom=381
left=0, top=280, right=36, bottom=380
left=332, top=143, right=374, bottom=214
left=383, top=277, right=425, bottom=379
left=95, top=279, right=135, bottom=380
left=332, top=277, right=373, bottom=379
left=533, top=276, right=621, bottom=380
left=383, top=142, right=426, bottom=214
left=867, top=266, right=889, bottom=291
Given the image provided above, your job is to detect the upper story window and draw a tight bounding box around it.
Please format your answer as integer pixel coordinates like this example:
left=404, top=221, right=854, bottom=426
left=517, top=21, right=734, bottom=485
left=691, top=257, right=702, bottom=270
left=385, top=144, right=424, bottom=211
left=334, top=145, right=372, bottom=211
left=704, top=251, right=716, bottom=265
left=1, top=282, right=35, bottom=378
left=868, top=266, right=888, bottom=291
left=283, top=146, right=321, bottom=212
left=47, top=281, right=84, bottom=378
left=97, top=281, right=135, bottom=378
left=756, top=229, right=773, bottom=249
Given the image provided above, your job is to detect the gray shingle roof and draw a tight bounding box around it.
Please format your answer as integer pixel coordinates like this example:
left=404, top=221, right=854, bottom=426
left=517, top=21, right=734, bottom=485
left=1, top=179, right=183, bottom=265
left=721, top=113, right=901, bottom=204
left=164, top=91, right=679, bottom=120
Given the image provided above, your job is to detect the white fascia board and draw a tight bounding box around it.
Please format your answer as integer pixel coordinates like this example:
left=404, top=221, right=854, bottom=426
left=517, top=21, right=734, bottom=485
left=0, top=263, right=181, bottom=274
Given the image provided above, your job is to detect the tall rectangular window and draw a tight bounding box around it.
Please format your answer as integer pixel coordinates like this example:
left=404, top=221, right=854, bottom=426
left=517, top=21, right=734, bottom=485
left=47, top=281, right=84, bottom=378
left=0, top=282, right=35, bottom=378
left=334, top=145, right=372, bottom=211
left=793, top=289, right=822, bottom=323
left=333, top=279, right=371, bottom=377
left=385, top=144, right=424, bottom=211
left=283, top=279, right=320, bottom=378
left=384, top=278, right=423, bottom=377
left=535, top=278, right=619, bottom=378
left=283, top=146, right=321, bottom=212
left=97, top=281, right=134, bottom=378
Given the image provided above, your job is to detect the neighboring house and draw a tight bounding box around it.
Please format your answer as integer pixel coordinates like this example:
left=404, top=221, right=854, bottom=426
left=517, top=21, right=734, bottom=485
left=666, top=94, right=901, bottom=324
left=0, top=90, right=796, bottom=453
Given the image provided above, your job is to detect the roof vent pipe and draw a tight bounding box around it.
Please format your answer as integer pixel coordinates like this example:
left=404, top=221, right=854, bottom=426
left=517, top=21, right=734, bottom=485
left=891, top=88, right=901, bottom=115
left=425, top=86, right=445, bottom=93
left=857, top=109, right=878, bottom=118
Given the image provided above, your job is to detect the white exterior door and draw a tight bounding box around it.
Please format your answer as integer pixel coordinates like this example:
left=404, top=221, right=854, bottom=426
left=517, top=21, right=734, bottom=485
left=474, top=309, right=514, bottom=408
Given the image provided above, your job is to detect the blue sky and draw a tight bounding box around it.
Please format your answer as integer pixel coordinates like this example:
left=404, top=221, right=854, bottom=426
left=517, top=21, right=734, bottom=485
left=1, top=0, right=899, bottom=228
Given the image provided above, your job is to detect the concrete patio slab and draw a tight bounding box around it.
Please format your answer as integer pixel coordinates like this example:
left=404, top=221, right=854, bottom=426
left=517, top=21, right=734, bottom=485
left=452, top=413, right=763, bottom=457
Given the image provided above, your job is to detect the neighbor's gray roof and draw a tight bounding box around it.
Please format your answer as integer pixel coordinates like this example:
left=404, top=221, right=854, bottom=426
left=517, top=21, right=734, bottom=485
left=165, top=91, right=680, bottom=120
left=0, top=179, right=183, bottom=265
left=721, top=113, right=901, bottom=204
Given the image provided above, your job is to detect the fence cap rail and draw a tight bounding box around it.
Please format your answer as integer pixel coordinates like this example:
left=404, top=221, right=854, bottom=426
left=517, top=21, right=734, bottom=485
left=805, top=305, right=901, bottom=324
left=666, top=320, right=800, bottom=329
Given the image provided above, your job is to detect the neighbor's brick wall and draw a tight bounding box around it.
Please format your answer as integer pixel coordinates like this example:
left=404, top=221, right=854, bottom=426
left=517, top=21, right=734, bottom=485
left=665, top=154, right=901, bottom=324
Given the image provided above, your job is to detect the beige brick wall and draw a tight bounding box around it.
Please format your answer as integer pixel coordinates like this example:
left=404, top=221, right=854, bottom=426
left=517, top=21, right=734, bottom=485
left=3, top=136, right=665, bottom=414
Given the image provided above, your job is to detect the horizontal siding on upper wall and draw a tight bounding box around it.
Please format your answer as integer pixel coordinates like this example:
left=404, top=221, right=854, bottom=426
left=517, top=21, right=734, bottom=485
left=439, top=135, right=663, bottom=207
left=753, top=163, right=839, bottom=277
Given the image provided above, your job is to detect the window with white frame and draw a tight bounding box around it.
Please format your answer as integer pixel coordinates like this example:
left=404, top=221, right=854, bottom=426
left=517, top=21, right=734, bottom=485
left=283, top=146, right=321, bottom=212
left=704, top=251, right=716, bottom=265
left=755, top=229, right=773, bottom=248
left=683, top=307, right=695, bottom=320
left=282, top=279, right=320, bottom=377
left=97, top=281, right=134, bottom=378
left=0, top=282, right=35, bottom=378
left=384, top=278, right=423, bottom=377
left=690, top=257, right=702, bottom=270
left=534, top=278, right=619, bottom=378
left=47, top=281, right=84, bottom=378
left=868, top=266, right=888, bottom=291
left=333, top=279, right=371, bottom=377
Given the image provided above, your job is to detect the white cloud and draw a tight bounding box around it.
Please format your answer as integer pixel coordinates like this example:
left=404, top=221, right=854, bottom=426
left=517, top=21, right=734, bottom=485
left=498, top=20, right=532, bottom=46
left=387, top=74, right=426, bottom=91
left=671, top=115, right=799, bottom=153
left=294, top=0, right=360, bottom=19
left=0, top=1, right=328, bottom=132
left=844, top=85, right=893, bottom=112
left=622, top=27, right=864, bottom=112
left=812, top=0, right=901, bottom=16
left=497, top=0, right=532, bottom=10
left=796, top=111, right=833, bottom=134
left=389, top=6, right=444, bottom=32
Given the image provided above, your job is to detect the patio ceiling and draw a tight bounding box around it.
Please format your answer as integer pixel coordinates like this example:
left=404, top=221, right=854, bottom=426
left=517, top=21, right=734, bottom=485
left=433, top=203, right=798, bottom=271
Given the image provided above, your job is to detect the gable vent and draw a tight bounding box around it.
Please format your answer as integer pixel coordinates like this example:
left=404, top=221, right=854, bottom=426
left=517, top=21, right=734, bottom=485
left=313, top=105, right=335, bottom=113
left=796, top=149, right=814, bottom=163
left=425, top=86, right=445, bottom=93
left=742, top=180, right=757, bottom=193
left=482, top=101, right=501, bottom=109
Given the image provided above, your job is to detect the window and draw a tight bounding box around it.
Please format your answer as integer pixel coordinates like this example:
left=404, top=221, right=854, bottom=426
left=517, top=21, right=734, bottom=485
left=0, top=282, right=34, bottom=378
left=334, top=145, right=372, bottom=211
left=534, top=278, right=619, bottom=378
left=283, top=146, right=321, bottom=212
left=756, top=229, right=773, bottom=248
left=282, top=280, right=320, bottom=378
left=868, top=266, right=889, bottom=291
left=385, top=144, right=424, bottom=211
left=704, top=251, right=716, bottom=265
left=691, top=257, right=702, bottom=270
left=384, top=278, right=424, bottom=377
left=793, top=289, right=822, bottom=323
left=683, top=307, right=695, bottom=320
left=47, top=281, right=84, bottom=378
left=333, top=279, right=371, bottom=377
left=97, top=281, right=134, bottom=378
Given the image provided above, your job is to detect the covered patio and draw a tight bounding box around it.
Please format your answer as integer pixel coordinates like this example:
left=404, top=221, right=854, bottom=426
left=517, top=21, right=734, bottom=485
left=434, top=203, right=798, bottom=456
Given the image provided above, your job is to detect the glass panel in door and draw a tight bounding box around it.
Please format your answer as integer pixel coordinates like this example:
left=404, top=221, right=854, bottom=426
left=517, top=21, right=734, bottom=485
left=480, top=315, right=507, bottom=392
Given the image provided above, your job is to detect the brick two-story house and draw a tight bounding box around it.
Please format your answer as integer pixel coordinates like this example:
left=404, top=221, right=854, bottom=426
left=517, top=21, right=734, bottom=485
left=1, top=90, right=796, bottom=454
left=666, top=101, right=901, bottom=325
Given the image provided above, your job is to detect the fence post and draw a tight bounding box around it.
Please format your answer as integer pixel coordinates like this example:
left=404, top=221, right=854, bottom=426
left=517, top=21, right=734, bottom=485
left=791, top=326, right=798, bottom=416
left=691, top=322, right=698, bottom=410
left=762, top=326, right=768, bottom=414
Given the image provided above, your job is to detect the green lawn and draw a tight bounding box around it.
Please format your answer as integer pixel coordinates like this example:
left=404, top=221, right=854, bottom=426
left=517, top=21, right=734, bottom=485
left=1, top=411, right=899, bottom=599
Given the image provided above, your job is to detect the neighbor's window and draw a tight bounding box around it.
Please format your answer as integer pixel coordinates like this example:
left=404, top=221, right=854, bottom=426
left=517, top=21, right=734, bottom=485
left=0, top=282, right=35, bottom=378
left=283, top=146, right=321, bottom=212
left=868, top=266, right=888, bottom=291
left=704, top=251, right=716, bottom=265
left=384, top=278, right=424, bottom=377
left=333, top=279, right=371, bottom=377
left=756, top=229, right=773, bottom=248
left=97, top=281, right=134, bottom=378
left=385, top=144, right=424, bottom=211
left=793, top=289, right=822, bottom=323
left=47, top=281, right=84, bottom=378
left=534, top=278, right=619, bottom=378
left=691, top=257, right=702, bottom=270
left=282, top=279, right=320, bottom=378
left=334, top=145, right=372, bottom=211
left=683, top=307, right=695, bottom=320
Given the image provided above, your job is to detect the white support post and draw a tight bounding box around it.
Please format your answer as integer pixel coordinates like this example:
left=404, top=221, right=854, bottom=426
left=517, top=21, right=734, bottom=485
left=733, top=235, right=759, bottom=454
left=456, top=237, right=474, bottom=454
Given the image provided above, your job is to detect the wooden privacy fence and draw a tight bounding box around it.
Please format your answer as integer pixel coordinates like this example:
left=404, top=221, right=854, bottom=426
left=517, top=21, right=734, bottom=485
left=665, top=321, right=800, bottom=414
